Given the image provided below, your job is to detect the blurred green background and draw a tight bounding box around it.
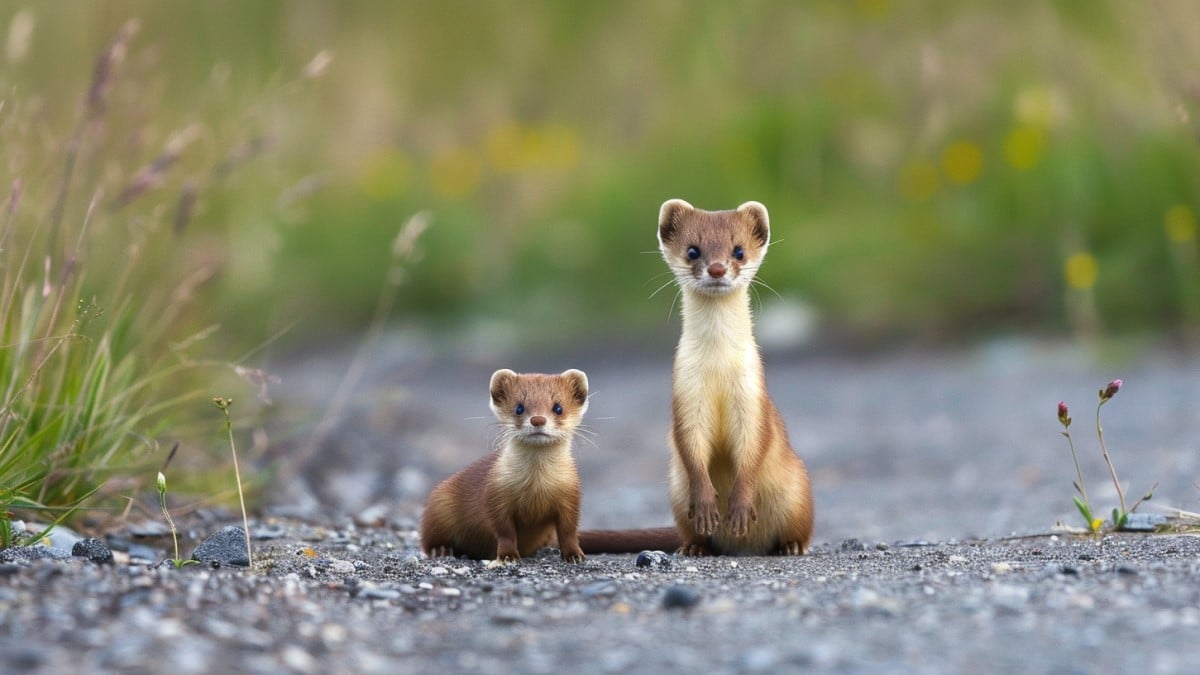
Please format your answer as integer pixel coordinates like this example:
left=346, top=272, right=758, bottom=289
left=6, top=0, right=1200, bottom=354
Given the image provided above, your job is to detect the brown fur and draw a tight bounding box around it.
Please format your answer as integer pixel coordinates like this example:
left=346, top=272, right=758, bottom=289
left=657, top=198, right=814, bottom=556
left=419, top=369, right=589, bottom=562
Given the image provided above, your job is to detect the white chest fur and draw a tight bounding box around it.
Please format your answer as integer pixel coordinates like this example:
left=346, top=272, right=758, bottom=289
left=673, top=289, right=762, bottom=443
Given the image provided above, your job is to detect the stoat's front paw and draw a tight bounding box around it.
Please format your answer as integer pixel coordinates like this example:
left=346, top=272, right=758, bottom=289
left=726, top=502, right=757, bottom=537
left=688, top=497, right=721, bottom=536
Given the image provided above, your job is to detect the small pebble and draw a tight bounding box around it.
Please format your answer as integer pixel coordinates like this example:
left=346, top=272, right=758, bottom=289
left=71, top=538, right=114, bottom=565
left=662, top=584, right=701, bottom=610
left=635, top=550, right=671, bottom=569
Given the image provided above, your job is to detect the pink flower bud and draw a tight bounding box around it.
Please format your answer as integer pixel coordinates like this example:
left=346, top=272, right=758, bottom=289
left=1099, top=379, right=1122, bottom=401
left=1057, top=401, right=1071, bottom=428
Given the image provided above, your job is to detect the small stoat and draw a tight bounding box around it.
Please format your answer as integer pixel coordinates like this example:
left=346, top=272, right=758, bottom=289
left=419, top=369, right=590, bottom=562
left=656, top=198, right=814, bottom=556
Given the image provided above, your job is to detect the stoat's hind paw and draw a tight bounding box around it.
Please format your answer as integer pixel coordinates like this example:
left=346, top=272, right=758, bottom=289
left=677, top=542, right=713, bottom=557
left=426, top=545, right=456, bottom=558
left=776, top=541, right=804, bottom=556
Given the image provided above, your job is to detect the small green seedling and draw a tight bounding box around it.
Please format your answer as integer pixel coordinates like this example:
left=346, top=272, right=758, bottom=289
left=157, top=470, right=197, bottom=568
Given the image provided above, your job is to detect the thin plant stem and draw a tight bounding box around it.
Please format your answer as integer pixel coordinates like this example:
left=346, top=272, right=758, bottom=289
left=1062, top=429, right=1089, bottom=506
left=215, top=398, right=252, bottom=567
left=158, top=477, right=181, bottom=562
left=1096, top=399, right=1127, bottom=515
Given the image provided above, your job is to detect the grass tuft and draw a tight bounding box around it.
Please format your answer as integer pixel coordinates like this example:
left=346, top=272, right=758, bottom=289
left=0, top=19, right=315, bottom=542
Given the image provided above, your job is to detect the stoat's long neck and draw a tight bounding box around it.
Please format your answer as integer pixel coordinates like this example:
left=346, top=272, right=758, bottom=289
left=678, top=285, right=757, bottom=359
left=495, top=436, right=576, bottom=492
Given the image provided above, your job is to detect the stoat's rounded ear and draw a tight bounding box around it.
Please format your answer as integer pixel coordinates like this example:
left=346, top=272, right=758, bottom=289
left=560, top=369, right=589, bottom=408
left=736, top=201, right=770, bottom=247
left=489, top=369, right=517, bottom=406
left=658, top=198, right=694, bottom=246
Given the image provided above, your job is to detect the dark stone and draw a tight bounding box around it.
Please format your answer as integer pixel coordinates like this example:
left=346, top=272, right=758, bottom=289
left=1116, top=565, right=1138, bottom=576
left=71, top=538, right=114, bottom=565
left=662, top=584, right=701, bottom=610
left=191, top=525, right=251, bottom=567
left=1060, top=565, right=1080, bottom=576
left=0, top=546, right=72, bottom=563
left=635, top=550, right=671, bottom=569
left=840, top=538, right=868, bottom=552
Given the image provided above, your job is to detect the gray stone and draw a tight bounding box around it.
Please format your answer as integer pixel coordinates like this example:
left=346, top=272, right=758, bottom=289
left=191, top=526, right=251, bottom=567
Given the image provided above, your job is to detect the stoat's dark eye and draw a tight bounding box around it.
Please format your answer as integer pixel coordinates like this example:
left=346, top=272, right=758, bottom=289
left=553, top=403, right=563, bottom=415
left=733, top=245, right=744, bottom=261
left=515, top=403, right=525, bottom=415
left=687, top=246, right=701, bottom=260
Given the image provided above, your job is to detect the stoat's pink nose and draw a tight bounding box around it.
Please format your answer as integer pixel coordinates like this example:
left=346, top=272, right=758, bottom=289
left=707, top=262, right=727, bottom=278
left=530, top=415, right=547, bottom=427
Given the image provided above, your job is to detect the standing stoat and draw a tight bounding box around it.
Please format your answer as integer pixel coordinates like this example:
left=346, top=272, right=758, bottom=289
left=657, top=198, right=814, bottom=556
left=419, top=369, right=589, bottom=562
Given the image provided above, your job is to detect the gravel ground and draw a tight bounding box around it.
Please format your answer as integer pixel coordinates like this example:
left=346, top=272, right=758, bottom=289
left=3, top=334, right=1200, bottom=674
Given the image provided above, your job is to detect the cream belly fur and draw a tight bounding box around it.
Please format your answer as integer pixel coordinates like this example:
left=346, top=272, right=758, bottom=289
left=490, top=448, right=581, bottom=554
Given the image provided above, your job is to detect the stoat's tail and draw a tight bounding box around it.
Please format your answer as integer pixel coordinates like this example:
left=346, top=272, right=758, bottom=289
left=578, top=527, right=681, bottom=554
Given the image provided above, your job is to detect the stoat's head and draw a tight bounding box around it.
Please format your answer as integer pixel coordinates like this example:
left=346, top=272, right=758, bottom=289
left=489, top=369, right=589, bottom=446
left=657, top=199, right=770, bottom=297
